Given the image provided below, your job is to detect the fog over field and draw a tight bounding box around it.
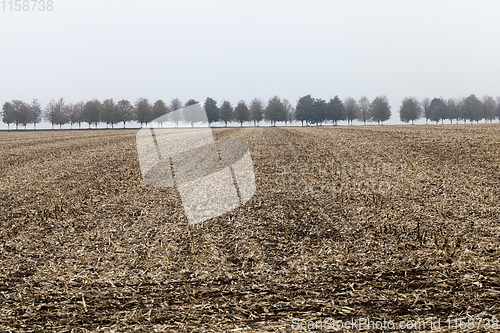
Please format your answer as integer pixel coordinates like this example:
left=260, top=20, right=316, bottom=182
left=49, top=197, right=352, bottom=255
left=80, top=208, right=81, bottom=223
left=2, top=1, right=500, bottom=331
left=1, top=0, right=500, bottom=128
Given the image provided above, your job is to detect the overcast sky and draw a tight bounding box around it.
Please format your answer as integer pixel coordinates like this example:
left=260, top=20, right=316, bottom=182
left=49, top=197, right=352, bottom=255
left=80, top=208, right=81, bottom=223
left=1, top=0, right=500, bottom=127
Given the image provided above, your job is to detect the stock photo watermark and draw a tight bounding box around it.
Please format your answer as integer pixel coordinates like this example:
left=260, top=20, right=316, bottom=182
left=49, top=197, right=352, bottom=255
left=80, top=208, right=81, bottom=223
left=136, top=103, right=256, bottom=225
left=274, top=160, right=402, bottom=196
left=291, top=317, right=499, bottom=331
left=1, top=0, right=53, bottom=11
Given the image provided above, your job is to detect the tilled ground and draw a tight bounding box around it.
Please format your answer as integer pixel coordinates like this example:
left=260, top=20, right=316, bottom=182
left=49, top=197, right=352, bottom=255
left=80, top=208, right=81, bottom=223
left=1, top=125, right=500, bottom=332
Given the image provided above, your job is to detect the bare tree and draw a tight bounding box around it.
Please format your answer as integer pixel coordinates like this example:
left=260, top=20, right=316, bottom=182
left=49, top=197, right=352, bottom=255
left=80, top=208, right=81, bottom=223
left=357, top=96, right=370, bottom=125
left=169, top=98, right=183, bottom=127
left=497, top=97, right=500, bottom=123
left=370, top=96, right=391, bottom=125
left=134, top=98, right=153, bottom=128
left=344, top=97, right=360, bottom=125
left=82, top=99, right=102, bottom=129
left=66, top=103, right=76, bottom=129
left=44, top=98, right=68, bottom=129
left=117, top=100, right=134, bottom=128
left=219, top=100, right=233, bottom=127
left=422, top=98, right=431, bottom=124
left=152, top=100, right=168, bottom=127
left=12, top=100, right=31, bottom=129
left=482, top=95, right=497, bottom=123
left=30, top=99, right=42, bottom=130
left=204, top=97, right=219, bottom=126
left=446, top=98, right=461, bottom=124
left=283, top=99, right=294, bottom=126
left=234, top=100, right=249, bottom=127
left=399, top=97, right=422, bottom=124
left=101, top=99, right=120, bottom=128
left=1, top=102, right=16, bottom=130
left=249, top=98, right=264, bottom=126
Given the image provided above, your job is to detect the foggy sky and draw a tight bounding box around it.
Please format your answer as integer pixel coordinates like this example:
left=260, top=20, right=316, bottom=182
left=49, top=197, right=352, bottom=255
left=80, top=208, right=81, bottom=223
left=1, top=0, right=500, bottom=127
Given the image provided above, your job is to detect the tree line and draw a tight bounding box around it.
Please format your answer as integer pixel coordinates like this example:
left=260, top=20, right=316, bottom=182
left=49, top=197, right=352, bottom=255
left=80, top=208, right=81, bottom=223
left=1, top=94, right=499, bottom=129
left=400, top=95, right=500, bottom=124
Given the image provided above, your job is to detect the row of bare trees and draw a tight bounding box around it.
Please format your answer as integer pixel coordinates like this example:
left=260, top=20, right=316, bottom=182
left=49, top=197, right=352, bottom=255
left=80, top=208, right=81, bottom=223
left=0, top=96, right=291, bottom=129
left=400, top=95, right=500, bottom=124
left=2, top=94, right=500, bottom=129
left=0, top=98, right=182, bottom=130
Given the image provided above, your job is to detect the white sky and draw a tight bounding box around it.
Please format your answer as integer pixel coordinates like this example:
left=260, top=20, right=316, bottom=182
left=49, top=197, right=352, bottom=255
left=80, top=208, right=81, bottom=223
left=1, top=0, right=500, bottom=127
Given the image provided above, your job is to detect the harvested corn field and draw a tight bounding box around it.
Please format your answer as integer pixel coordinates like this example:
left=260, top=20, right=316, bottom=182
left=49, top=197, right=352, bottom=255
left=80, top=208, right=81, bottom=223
left=1, top=125, right=500, bottom=332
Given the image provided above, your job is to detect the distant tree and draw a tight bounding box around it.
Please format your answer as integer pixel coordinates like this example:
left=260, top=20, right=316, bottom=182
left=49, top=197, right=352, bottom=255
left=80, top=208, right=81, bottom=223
left=170, top=98, right=182, bottom=111
left=63, top=103, right=73, bottom=129
left=249, top=98, right=264, bottom=126
left=399, top=97, right=422, bottom=124
left=1, top=102, right=16, bottom=130
left=312, top=98, right=328, bottom=125
left=183, top=99, right=201, bottom=127
left=82, top=99, right=102, bottom=128
left=152, top=100, right=168, bottom=127
left=44, top=98, right=68, bottom=129
left=344, top=97, right=360, bottom=125
left=482, top=95, right=497, bottom=123
left=295, top=95, right=314, bottom=126
left=185, top=99, right=199, bottom=106
left=497, top=97, right=500, bottom=123
left=30, top=99, right=42, bottom=129
left=101, top=99, right=120, bottom=128
left=67, top=102, right=83, bottom=129
left=234, top=100, right=249, bottom=127
left=446, top=98, right=461, bottom=124
left=422, top=98, right=431, bottom=124
left=135, top=98, right=153, bottom=127
left=357, top=96, right=371, bottom=125
left=204, top=97, right=219, bottom=126
left=370, top=96, right=391, bottom=125
left=11, top=100, right=22, bottom=130
left=219, top=100, right=234, bottom=127
left=328, top=96, right=346, bottom=125
left=283, top=99, right=294, bottom=126
left=117, top=100, right=134, bottom=128
left=462, top=94, right=482, bottom=124
left=265, top=96, right=286, bottom=126
left=12, top=100, right=31, bottom=129
left=169, top=98, right=183, bottom=127
left=55, top=98, right=69, bottom=129
left=429, top=98, right=446, bottom=124
left=44, top=99, right=58, bottom=129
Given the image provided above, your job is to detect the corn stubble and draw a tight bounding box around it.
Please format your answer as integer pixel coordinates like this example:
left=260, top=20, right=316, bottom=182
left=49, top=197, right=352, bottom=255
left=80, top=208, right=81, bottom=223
left=1, top=126, right=500, bottom=332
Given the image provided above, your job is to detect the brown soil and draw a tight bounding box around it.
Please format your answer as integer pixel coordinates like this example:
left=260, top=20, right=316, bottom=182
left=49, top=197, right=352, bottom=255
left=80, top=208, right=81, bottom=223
left=1, top=125, right=500, bottom=332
